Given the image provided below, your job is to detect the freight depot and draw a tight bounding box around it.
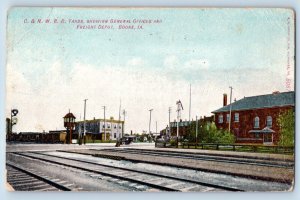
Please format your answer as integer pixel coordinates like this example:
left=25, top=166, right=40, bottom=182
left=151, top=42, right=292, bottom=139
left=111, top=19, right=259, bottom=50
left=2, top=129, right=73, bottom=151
left=77, top=24, right=113, bottom=29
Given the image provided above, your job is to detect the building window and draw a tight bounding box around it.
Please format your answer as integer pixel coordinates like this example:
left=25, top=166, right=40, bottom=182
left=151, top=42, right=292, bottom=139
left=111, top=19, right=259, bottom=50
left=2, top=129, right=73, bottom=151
left=267, top=116, right=272, bottom=127
left=254, top=117, right=259, bottom=128
left=114, top=125, right=117, bottom=129
left=226, top=114, right=230, bottom=123
left=234, top=113, right=239, bottom=122
left=114, top=133, right=116, bottom=138
left=218, top=114, right=223, bottom=123
left=119, top=125, right=122, bottom=129
left=255, top=133, right=260, bottom=138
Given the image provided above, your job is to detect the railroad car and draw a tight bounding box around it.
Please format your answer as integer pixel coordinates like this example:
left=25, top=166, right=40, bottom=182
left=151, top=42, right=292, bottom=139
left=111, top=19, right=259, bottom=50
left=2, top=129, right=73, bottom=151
left=7, top=131, right=67, bottom=144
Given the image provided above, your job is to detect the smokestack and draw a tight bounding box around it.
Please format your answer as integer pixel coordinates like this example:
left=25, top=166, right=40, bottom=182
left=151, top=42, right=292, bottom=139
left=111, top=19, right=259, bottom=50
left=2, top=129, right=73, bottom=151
left=223, top=93, right=227, bottom=106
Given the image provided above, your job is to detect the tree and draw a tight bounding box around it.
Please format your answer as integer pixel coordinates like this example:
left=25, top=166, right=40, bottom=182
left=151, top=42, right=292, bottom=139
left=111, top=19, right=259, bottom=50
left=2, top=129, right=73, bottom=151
left=219, top=130, right=235, bottom=144
left=189, top=121, right=235, bottom=144
left=277, top=110, right=295, bottom=147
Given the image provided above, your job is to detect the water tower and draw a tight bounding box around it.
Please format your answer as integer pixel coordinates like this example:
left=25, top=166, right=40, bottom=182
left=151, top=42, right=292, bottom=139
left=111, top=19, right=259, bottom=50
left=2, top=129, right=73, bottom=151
left=63, top=111, right=76, bottom=144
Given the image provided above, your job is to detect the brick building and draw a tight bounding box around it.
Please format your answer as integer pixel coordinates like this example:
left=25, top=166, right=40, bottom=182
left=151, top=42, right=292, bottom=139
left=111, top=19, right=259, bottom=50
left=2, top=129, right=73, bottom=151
left=212, top=91, right=295, bottom=145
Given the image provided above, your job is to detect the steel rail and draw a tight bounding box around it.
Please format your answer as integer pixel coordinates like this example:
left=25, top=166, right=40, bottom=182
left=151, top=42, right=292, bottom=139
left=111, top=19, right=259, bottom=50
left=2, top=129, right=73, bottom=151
left=6, top=162, right=71, bottom=191
left=98, top=148, right=293, bottom=168
left=107, top=148, right=293, bottom=161
left=10, top=153, right=178, bottom=192
left=12, top=152, right=243, bottom=192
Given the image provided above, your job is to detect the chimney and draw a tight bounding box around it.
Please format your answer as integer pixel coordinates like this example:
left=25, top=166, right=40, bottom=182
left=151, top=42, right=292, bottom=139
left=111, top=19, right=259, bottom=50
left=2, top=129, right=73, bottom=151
left=223, top=93, right=227, bottom=106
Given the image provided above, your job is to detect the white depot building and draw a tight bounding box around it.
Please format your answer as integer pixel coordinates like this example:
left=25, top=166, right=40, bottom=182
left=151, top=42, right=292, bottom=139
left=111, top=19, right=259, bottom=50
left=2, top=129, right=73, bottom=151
left=75, top=117, right=124, bottom=141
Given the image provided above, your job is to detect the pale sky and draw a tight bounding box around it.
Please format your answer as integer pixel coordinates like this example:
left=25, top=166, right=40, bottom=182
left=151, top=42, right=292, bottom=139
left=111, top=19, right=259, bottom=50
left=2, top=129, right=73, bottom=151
left=6, top=8, right=295, bottom=133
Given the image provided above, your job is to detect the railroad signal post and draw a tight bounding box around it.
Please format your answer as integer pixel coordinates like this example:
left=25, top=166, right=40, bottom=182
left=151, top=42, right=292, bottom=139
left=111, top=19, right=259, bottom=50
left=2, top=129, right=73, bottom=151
left=63, top=111, right=76, bottom=144
left=10, top=109, right=18, bottom=133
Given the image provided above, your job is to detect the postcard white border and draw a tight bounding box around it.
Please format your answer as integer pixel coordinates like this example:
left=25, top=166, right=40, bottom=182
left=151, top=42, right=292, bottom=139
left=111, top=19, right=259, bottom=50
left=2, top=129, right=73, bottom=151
left=0, top=1, right=299, bottom=200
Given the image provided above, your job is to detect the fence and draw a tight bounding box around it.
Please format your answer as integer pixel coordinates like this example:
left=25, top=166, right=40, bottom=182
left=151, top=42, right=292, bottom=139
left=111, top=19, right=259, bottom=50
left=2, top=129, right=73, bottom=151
left=155, top=141, right=294, bottom=154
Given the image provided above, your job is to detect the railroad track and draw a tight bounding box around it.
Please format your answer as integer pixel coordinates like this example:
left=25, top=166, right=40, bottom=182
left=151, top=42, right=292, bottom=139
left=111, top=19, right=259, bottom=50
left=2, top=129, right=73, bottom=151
left=98, top=148, right=294, bottom=168
left=9, top=152, right=244, bottom=192
left=6, top=163, right=81, bottom=191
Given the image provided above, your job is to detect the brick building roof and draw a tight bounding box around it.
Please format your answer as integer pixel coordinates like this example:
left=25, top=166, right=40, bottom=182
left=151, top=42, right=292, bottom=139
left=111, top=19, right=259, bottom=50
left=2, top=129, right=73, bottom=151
left=212, top=91, right=295, bottom=113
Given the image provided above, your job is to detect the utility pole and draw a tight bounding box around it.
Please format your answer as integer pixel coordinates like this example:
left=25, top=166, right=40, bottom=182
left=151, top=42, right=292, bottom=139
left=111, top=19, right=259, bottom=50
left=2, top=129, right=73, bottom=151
left=229, top=86, right=233, bottom=132
left=149, top=109, right=153, bottom=135
left=176, top=100, right=183, bottom=148
left=122, top=109, right=126, bottom=137
left=10, top=109, right=13, bottom=136
left=189, top=83, right=191, bottom=142
left=102, top=106, right=106, bottom=141
left=83, top=99, right=88, bottom=145
left=168, top=107, right=171, bottom=138
left=196, top=115, right=198, bottom=144
left=118, top=99, right=121, bottom=139
left=156, top=121, right=157, bottom=134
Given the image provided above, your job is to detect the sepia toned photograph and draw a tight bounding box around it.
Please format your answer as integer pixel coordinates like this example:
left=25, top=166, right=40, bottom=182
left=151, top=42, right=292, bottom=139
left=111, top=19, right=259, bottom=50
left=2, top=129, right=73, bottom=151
left=5, top=7, right=295, bottom=192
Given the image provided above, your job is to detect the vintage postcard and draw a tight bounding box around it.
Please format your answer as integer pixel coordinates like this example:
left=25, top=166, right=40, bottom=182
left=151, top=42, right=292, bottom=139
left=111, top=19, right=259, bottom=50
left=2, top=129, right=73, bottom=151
left=6, top=7, right=295, bottom=192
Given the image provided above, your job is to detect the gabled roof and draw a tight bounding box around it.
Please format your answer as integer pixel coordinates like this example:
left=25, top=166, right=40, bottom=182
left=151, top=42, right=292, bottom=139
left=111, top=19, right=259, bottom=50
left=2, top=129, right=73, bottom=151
left=212, top=91, right=295, bottom=113
left=63, top=112, right=76, bottom=119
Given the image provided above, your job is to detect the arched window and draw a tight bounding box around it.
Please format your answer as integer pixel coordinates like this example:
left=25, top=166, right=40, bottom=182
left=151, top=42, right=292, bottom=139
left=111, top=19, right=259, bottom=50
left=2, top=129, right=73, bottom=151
left=254, top=117, right=259, bottom=128
left=267, top=116, right=272, bottom=127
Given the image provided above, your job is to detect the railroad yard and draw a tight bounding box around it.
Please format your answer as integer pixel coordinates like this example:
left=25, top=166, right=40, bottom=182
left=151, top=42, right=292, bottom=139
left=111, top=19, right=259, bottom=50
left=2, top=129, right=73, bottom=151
left=6, top=143, right=294, bottom=192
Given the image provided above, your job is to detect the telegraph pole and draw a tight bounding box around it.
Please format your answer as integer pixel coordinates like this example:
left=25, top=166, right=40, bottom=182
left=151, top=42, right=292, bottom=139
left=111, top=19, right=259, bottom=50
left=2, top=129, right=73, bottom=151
left=149, top=109, right=153, bottom=135
left=122, top=109, right=126, bottom=137
left=176, top=100, right=183, bottom=148
left=103, top=106, right=106, bottom=141
left=189, top=83, right=191, bottom=142
left=118, top=99, right=121, bottom=139
left=168, top=107, right=171, bottom=138
left=83, top=99, right=88, bottom=145
left=196, top=115, right=198, bottom=144
left=229, top=86, right=233, bottom=132
left=156, top=121, right=157, bottom=134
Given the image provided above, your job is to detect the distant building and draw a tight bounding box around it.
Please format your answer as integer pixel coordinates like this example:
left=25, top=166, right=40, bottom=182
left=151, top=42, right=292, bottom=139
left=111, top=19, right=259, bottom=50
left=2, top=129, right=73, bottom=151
left=212, top=91, right=295, bottom=145
left=160, top=116, right=214, bottom=139
left=75, top=117, right=124, bottom=141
